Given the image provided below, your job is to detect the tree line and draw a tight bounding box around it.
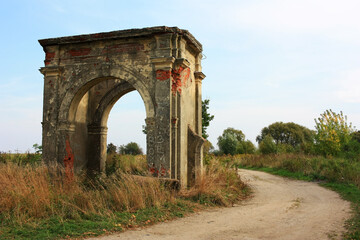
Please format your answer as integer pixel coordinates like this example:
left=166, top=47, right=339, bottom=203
left=107, top=100, right=360, bottom=160
left=213, top=109, right=360, bottom=159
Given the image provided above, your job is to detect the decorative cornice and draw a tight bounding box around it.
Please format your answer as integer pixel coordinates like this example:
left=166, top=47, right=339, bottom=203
left=38, top=26, right=203, bottom=54
left=151, top=57, right=175, bottom=70
left=194, top=71, right=206, bottom=81
left=39, top=66, right=64, bottom=76
left=175, top=58, right=190, bottom=68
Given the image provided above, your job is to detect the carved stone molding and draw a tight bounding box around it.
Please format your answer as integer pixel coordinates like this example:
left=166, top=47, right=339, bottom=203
left=39, top=66, right=64, bottom=77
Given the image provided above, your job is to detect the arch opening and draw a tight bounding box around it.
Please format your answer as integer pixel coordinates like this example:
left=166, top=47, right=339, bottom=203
left=105, top=91, right=147, bottom=173
left=107, top=90, right=146, bottom=153
left=67, top=77, right=149, bottom=173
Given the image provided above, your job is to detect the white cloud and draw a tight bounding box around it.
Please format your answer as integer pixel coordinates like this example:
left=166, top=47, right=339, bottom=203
left=193, top=0, right=360, bottom=43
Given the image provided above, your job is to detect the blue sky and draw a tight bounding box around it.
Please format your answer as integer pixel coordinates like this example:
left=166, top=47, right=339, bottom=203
left=1, top=0, right=360, bottom=152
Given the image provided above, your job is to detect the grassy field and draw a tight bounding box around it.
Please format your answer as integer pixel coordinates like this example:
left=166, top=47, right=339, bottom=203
left=216, top=153, right=360, bottom=240
left=2, top=152, right=358, bottom=239
left=0, top=153, right=249, bottom=239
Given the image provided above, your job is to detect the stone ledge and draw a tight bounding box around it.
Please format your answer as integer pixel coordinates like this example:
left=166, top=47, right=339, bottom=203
left=39, top=26, right=202, bottom=53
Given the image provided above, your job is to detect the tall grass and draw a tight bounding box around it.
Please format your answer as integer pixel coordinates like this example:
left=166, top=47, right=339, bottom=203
left=106, top=153, right=147, bottom=175
left=0, top=162, right=173, bottom=224
left=0, top=153, right=248, bottom=239
left=218, top=154, right=360, bottom=187
left=180, top=159, right=249, bottom=206
left=0, top=151, right=42, bottom=165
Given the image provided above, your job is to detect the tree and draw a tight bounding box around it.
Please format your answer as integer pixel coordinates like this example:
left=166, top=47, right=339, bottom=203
left=256, top=122, right=314, bottom=153
left=259, top=135, right=277, bottom=154
left=202, top=99, right=214, bottom=139
left=342, top=132, right=360, bottom=159
left=243, top=140, right=256, bottom=154
left=107, top=143, right=117, bottom=154
left=217, top=128, right=255, bottom=155
left=119, top=142, right=143, bottom=155
left=350, top=131, right=360, bottom=143
left=32, top=143, right=42, bottom=154
left=314, top=109, right=355, bottom=156
left=203, top=140, right=214, bottom=155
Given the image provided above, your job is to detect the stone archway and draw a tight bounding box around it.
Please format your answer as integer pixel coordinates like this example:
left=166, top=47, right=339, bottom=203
left=39, top=26, right=206, bottom=187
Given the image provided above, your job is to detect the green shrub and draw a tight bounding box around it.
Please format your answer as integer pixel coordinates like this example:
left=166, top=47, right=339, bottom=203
left=119, top=142, right=143, bottom=155
left=259, top=135, right=277, bottom=154
left=256, top=122, right=314, bottom=151
left=217, top=128, right=256, bottom=155
left=314, top=109, right=355, bottom=157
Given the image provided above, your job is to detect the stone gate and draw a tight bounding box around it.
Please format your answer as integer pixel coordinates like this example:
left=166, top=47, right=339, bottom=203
left=39, top=26, right=205, bottom=187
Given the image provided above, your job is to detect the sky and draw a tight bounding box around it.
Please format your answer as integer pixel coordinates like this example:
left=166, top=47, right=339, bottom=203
left=0, top=0, right=360, bottom=152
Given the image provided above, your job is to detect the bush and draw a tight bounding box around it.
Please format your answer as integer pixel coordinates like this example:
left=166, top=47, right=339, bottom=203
left=107, top=143, right=117, bottom=154
left=259, top=135, right=277, bottom=154
left=217, top=128, right=256, bottom=155
left=242, top=140, right=256, bottom=154
left=119, top=142, right=143, bottom=155
left=256, top=122, right=314, bottom=152
left=314, top=109, right=355, bottom=157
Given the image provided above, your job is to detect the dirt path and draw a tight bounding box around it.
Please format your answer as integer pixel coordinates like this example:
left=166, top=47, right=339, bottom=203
left=91, top=169, right=351, bottom=240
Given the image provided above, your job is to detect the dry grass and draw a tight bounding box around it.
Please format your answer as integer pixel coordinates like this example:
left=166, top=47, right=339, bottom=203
left=219, top=153, right=360, bottom=187
left=0, top=154, right=248, bottom=228
left=180, top=158, right=249, bottom=206
left=106, top=154, right=148, bottom=175
left=0, top=162, right=173, bottom=224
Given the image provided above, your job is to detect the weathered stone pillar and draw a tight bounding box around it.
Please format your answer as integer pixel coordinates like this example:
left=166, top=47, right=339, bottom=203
left=195, top=53, right=205, bottom=135
left=40, top=66, right=63, bottom=164
left=87, top=125, right=108, bottom=173
left=150, top=57, right=175, bottom=178
left=194, top=53, right=206, bottom=178
left=145, top=117, right=156, bottom=174
left=187, top=127, right=205, bottom=187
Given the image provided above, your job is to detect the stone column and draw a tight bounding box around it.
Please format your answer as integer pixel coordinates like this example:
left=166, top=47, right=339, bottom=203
left=194, top=53, right=206, bottom=180
left=39, top=66, right=63, bottom=164
left=57, top=122, right=76, bottom=175
left=195, top=53, right=205, bottom=135
left=87, top=124, right=108, bottom=173
left=145, top=117, right=156, bottom=175
left=150, top=57, right=175, bottom=178
left=194, top=71, right=205, bottom=135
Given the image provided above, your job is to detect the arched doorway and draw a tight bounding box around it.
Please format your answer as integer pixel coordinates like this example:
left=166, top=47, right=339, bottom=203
left=66, top=77, right=148, bottom=173
left=39, top=26, right=206, bottom=187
